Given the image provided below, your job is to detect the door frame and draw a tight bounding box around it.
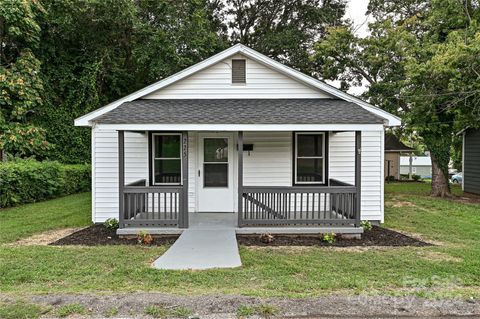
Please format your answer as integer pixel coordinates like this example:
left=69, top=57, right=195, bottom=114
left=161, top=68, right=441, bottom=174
left=195, top=132, right=237, bottom=213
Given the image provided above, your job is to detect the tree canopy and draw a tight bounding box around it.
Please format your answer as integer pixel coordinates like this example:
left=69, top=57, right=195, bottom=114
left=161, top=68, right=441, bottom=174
left=1, top=0, right=346, bottom=163
left=0, top=0, right=50, bottom=158
left=313, top=0, right=480, bottom=196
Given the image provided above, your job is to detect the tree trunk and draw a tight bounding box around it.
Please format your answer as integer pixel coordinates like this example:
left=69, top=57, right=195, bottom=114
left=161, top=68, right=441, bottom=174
left=430, top=153, right=451, bottom=197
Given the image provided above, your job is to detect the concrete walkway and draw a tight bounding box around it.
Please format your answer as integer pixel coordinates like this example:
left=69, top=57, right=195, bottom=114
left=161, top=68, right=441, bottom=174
left=153, top=213, right=241, bottom=270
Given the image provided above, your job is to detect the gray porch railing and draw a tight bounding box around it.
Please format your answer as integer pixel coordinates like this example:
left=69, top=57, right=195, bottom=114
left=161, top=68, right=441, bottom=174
left=239, top=179, right=358, bottom=227
left=119, top=179, right=183, bottom=228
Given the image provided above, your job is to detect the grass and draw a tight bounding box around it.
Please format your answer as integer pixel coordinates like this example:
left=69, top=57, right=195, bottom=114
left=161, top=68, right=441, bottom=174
left=0, top=192, right=91, bottom=244
left=144, top=305, right=191, bottom=318
left=0, top=184, right=479, bottom=299
left=56, top=303, right=88, bottom=317
left=103, top=307, right=119, bottom=317
left=237, top=304, right=279, bottom=318
left=0, top=302, right=47, bottom=319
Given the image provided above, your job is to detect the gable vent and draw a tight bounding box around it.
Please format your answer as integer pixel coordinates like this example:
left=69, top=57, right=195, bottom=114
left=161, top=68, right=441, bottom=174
left=232, top=59, right=246, bottom=83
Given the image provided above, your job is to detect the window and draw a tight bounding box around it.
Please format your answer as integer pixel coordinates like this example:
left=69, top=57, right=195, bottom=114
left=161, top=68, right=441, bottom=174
left=203, top=138, right=229, bottom=187
left=295, top=133, right=325, bottom=184
left=152, top=133, right=182, bottom=185
left=232, top=59, right=246, bottom=83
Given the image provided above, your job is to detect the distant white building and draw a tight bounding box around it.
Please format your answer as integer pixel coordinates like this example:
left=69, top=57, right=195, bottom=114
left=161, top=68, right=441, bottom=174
left=400, top=156, right=432, bottom=178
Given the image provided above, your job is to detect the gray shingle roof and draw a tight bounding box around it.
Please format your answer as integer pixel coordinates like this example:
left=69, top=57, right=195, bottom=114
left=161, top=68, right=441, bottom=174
left=93, top=99, right=385, bottom=125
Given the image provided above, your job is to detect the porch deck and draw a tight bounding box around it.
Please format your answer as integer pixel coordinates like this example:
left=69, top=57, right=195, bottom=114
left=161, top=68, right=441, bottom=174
left=117, top=130, right=363, bottom=234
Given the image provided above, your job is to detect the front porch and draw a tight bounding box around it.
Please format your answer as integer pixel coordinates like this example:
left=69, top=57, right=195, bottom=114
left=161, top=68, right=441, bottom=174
left=117, top=130, right=363, bottom=234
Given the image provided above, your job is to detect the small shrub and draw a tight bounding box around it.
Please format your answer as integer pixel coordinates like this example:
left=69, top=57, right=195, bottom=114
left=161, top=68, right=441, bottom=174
left=322, top=232, right=336, bottom=244
left=56, top=303, right=87, bottom=318
left=385, top=175, right=396, bottom=182
left=137, top=231, right=153, bottom=245
left=259, top=233, right=274, bottom=244
left=412, top=174, right=421, bottom=181
left=104, top=218, right=119, bottom=230
left=360, top=220, right=373, bottom=231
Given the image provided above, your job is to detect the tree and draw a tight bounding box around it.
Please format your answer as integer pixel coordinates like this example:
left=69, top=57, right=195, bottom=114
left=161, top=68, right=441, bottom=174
left=225, top=0, right=347, bottom=74
left=0, top=0, right=51, bottom=158
left=313, top=0, right=480, bottom=197
left=35, top=0, right=228, bottom=163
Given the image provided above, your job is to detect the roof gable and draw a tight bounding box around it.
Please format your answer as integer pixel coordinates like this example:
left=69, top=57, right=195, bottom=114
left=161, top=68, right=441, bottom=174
left=74, top=44, right=401, bottom=127
left=142, top=53, right=332, bottom=99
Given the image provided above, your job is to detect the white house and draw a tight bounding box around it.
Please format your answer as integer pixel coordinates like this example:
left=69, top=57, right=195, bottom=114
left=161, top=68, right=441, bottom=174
left=75, top=44, right=400, bottom=235
left=400, top=156, right=432, bottom=179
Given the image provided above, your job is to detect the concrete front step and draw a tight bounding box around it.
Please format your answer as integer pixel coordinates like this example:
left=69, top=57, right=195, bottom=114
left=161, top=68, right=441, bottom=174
left=152, top=229, right=241, bottom=270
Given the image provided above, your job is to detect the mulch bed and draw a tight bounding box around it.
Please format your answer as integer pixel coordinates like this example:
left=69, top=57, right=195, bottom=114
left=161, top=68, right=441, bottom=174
left=52, top=224, right=431, bottom=247
left=50, top=224, right=179, bottom=246
left=236, top=226, right=432, bottom=247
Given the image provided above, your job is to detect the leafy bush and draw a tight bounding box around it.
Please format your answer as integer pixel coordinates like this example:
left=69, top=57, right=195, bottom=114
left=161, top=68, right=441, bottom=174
left=104, top=218, right=119, bottom=230
left=0, top=160, right=90, bottom=208
left=61, top=164, right=91, bottom=195
left=322, top=232, right=336, bottom=244
left=385, top=175, right=396, bottom=182
left=137, top=231, right=153, bottom=245
left=360, top=220, right=373, bottom=231
left=412, top=174, right=422, bottom=181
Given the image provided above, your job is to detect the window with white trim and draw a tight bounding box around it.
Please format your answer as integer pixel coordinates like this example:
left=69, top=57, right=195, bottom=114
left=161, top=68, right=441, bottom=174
left=295, top=133, right=325, bottom=184
left=152, top=133, right=182, bottom=185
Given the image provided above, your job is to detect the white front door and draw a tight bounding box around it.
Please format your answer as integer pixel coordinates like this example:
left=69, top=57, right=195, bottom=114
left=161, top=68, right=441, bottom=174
left=197, top=133, right=235, bottom=212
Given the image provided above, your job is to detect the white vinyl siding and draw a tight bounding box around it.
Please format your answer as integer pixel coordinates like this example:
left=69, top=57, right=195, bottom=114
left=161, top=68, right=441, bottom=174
left=92, top=129, right=384, bottom=223
left=328, top=131, right=384, bottom=222
left=188, top=132, right=197, bottom=212
left=92, top=128, right=148, bottom=223
left=243, top=132, right=292, bottom=186
left=143, top=54, right=331, bottom=99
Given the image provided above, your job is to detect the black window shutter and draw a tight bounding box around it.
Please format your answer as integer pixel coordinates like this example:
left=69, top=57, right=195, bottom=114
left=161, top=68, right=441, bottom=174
left=232, top=59, right=246, bottom=83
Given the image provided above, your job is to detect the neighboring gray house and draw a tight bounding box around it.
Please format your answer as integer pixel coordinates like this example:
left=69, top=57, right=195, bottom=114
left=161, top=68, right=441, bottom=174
left=463, top=129, right=480, bottom=195
left=74, top=44, right=400, bottom=235
left=400, top=156, right=432, bottom=178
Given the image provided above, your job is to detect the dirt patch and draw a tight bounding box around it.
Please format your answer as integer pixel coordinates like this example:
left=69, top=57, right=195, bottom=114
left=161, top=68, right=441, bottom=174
left=7, top=227, right=87, bottom=246
left=391, top=200, right=417, bottom=208
left=50, top=224, right=179, bottom=246
left=1, top=293, right=479, bottom=318
left=451, top=193, right=480, bottom=205
left=418, top=251, right=463, bottom=263
left=237, top=226, right=431, bottom=247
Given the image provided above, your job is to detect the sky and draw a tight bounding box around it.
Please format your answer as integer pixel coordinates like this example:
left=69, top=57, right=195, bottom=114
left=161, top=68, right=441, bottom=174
left=345, top=0, right=372, bottom=37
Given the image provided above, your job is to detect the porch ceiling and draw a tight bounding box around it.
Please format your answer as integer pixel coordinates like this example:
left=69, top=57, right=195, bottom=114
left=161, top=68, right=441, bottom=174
left=93, top=99, right=385, bottom=125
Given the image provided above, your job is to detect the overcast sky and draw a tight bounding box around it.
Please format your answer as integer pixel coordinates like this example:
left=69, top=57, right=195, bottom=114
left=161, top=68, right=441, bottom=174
left=345, top=0, right=371, bottom=37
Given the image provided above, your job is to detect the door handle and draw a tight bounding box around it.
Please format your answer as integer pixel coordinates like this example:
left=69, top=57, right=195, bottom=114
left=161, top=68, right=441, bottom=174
left=198, top=169, right=200, bottom=177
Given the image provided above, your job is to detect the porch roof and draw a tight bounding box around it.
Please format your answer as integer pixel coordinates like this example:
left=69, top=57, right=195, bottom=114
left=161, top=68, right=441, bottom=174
left=93, top=99, right=385, bottom=125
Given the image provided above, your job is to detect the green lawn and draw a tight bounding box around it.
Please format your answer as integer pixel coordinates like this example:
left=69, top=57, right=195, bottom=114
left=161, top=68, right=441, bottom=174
left=0, top=184, right=479, bottom=298
left=0, top=192, right=91, bottom=244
